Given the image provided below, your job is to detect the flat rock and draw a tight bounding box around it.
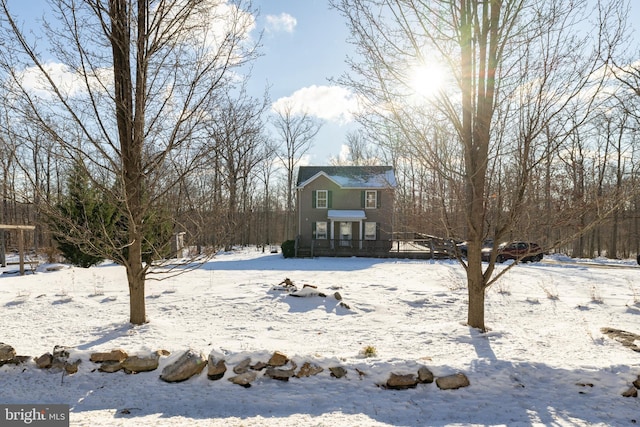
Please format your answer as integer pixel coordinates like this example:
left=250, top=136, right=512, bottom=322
left=329, top=366, right=347, bottom=379
left=91, top=349, right=128, bottom=363
left=233, top=357, right=252, bottom=374
left=99, top=361, right=123, bottom=373
left=436, top=373, right=470, bottom=390
left=35, top=353, right=53, bottom=369
left=265, top=366, right=296, bottom=381
left=65, top=360, right=81, bottom=375
left=296, top=362, right=324, bottom=378
left=622, top=386, right=638, bottom=398
left=386, top=373, right=418, bottom=390
left=121, top=353, right=160, bottom=373
left=268, top=351, right=288, bottom=367
left=228, top=371, right=257, bottom=388
left=160, top=349, right=207, bottom=383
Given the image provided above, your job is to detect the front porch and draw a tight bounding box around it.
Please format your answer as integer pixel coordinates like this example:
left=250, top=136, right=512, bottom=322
left=294, top=235, right=457, bottom=260
left=295, top=237, right=393, bottom=258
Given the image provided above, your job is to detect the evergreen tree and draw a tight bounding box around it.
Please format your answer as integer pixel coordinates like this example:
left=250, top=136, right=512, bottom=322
left=47, top=162, right=114, bottom=268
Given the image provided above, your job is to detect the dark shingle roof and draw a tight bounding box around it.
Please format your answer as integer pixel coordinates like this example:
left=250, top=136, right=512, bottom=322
left=296, top=166, right=396, bottom=188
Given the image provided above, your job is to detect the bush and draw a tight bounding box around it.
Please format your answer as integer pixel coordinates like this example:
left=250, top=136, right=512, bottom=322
left=281, top=240, right=296, bottom=258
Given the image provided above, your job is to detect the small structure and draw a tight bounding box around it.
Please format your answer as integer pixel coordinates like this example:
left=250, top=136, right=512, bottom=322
left=295, top=166, right=396, bottom=257
left=171, top=232, right=186, bottom=258
left=0, top=224, right=36, bottom=275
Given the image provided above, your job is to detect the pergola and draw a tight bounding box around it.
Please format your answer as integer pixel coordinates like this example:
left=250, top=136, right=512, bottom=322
left=0, top=224, right=36, bottom=276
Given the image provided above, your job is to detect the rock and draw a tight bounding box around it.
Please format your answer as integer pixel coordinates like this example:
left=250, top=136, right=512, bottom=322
left=386, top=373, right=418, bottom=390
left=46, top=345, right=76, bottom=372
left=0, top=343, right=16, bottom=362
left=633, top=376, right=640, bottom=389
left=0, top=355, right=30, bottom=366
left=418, top=366, right=434, bottom=383
left=99, top=361, right=123, bottom=373
left=268, top=351, right=288, bottom=367
left=228, top=371, right=257, bottom=388
left=156, top=349, right=171, bottom=357
left=90, top=349, right=128, bottom=363
left=333, top=291, right=342, bottom=301
left=65, top=359, right=81, bottom=375
left=233, top=357, right=252, bottom=374
left=329, top=366, right=347, bottom=379
left=296, top=361, right=324, bottom=378
left=601, top=328, right=640, bottom=352
left=121, top=353, right=160, bottom=373
left=51, top=358, right=67, bottom=371
left=251, top=361, right=268, bottom=371
left=339, top=302, right=351, bottom=310
left=160, top=349, right=207, bottom=383
left=622, top=386, right=638, bottom=398
left=35, top=353, right=53, bottom=369
left=207, top=352, right=227, bottom=380
left=265, top=366, right=296, bottom=381
left=53, top=345, right=72, bottom=359
left=436, top=373, right=470, bottom=390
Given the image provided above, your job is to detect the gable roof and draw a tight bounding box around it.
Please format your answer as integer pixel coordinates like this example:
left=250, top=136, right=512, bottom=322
left=296, top=166, right=396, bottom=189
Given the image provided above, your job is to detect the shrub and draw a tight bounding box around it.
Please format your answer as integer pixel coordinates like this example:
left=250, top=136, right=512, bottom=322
left=360, top=345, right=377, bottom=358
left=281, top=240, right=296, bottom=258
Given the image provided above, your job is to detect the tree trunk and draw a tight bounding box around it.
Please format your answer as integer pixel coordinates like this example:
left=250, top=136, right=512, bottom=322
left=127, top=242, right=146, bottom=325
left=111, top=0, right=147, bottom=325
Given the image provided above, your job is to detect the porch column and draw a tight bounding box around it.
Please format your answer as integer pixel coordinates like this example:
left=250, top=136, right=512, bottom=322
left=359, top=220, right=363, bottom=249
left=330, top=220, right=335, bottom=249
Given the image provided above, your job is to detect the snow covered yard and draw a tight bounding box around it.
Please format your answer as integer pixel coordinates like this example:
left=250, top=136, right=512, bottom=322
left=0, top=249, right=639, bottom=426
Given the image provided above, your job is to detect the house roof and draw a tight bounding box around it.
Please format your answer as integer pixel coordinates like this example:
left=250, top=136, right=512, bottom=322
left=296, top=166, right=396, bottom=189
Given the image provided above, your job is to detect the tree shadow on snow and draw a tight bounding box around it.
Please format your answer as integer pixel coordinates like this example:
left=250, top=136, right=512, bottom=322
left=56, top=356, right=638, bottom=427
left=199, top=253, right=392, bottom=272
left=268, top=292, right=355, bottom=316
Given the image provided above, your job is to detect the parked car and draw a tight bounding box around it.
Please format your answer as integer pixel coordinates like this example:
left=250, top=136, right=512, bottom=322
left=456, top=239, right=493, bottom=258
left=482, top=241, right=543, bottom=263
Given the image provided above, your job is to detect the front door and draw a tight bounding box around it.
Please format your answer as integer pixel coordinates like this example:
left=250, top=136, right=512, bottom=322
left=339, top=222, right=352, bottom=246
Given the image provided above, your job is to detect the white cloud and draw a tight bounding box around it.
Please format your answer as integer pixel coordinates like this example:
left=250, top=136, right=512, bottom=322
left=265, top=13, right=297, bottom=33
left=272, top=85, right=359, bottom=124
left=17, top=62, right=112, bottom=99
left=338, top=144, right=351, bottom=164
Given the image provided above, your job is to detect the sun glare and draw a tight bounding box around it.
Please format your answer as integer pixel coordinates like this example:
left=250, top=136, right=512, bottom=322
left=408, top=63, right=447, bottom=99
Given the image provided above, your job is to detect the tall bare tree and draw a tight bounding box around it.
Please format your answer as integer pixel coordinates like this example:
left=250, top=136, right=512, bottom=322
left=333, top=0, right=628, bottom=330
left=206, top=85, right=270, bottom=250
left=0, top=0, right=259, bottom=324
left=272, top=100, right=321, bottom=240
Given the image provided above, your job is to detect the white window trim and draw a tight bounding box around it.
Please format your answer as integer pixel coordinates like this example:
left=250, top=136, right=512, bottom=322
left=316, top=190, right=328, bottom=209
left=364, top=222, right=376, bottom=240
left=316, top=221, right=328, bottom=240
left=365, top=190, right=377, bottom=209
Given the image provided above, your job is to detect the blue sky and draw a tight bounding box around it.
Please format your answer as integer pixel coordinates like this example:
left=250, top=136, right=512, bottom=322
left=5, top=0, right=640, bottom=165
left=248, top=0, right=357, bottom=164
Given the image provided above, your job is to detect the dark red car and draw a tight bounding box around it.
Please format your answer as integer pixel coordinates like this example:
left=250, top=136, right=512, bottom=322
left=482, top=242, right=543, bottom=263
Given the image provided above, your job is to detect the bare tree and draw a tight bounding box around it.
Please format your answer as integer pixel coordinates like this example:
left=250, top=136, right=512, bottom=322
left=0, top=0, right=259, bottom=324
left=333, top=0, right=628, bottom=330
left=272, top=100, right=321, bottom=240
left=205, top=85, right=270, bottom=250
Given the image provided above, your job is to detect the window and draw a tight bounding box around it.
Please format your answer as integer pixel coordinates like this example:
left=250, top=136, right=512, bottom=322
left=364, top=222, right=377, bottom=240
left=315, top=222, right=327, bottom=240
left=316, top=190, right=328, bottom=208
left=365, top=190, right=377, bottom=209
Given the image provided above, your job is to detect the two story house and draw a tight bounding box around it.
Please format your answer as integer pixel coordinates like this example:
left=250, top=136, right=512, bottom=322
left=295, top=166, right=396, bottom=257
